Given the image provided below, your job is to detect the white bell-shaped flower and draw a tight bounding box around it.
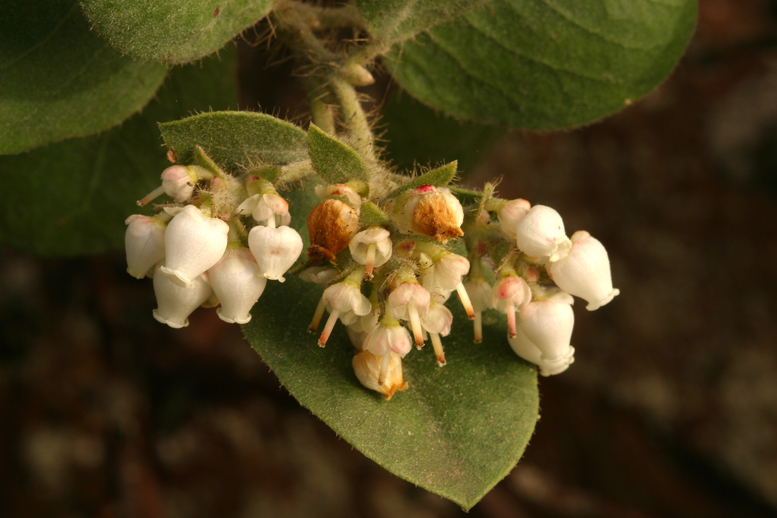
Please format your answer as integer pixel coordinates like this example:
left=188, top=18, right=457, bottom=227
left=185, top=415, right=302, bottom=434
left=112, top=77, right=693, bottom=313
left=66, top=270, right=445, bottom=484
left=497, top=198, right=531, bottom=239
left=363, top=319, right=412, bottom=358
left=317, top=279, right=372, bottom=346
left=160, top=205, right=229, bottom=288
left=420, top=300, right=453, bottom=336
left=125, top=215, right=166, bottom=279
left=152, top=263, right=213, bottom=328
left=549, top=230, right=620, bottom=310
left=518, top=298, right=574, bottom=363
left=420, top=250, right=470, bottom=293
left=248, top=225, right=303, bottom=282
left=207, top=247, right=267, bottom=324
left=349, top=227, right=392, bottom=277
left=388, top=282, right=431, bottom=347
left=352, top=350, right=408, bottom=399
left=515, top=205, right=572, bottom=262
left=236, top=192, right=289, bottom=224
left=508, top=327, right=575, bottom=376
left=161, top=165, right=199, bottom=203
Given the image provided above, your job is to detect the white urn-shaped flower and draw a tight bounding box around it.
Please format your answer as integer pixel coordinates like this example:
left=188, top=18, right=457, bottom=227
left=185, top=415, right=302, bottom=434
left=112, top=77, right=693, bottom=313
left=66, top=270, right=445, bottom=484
left=508, top=326, right=575, bottom=377
left=518, top=296, right=575, bottom=363
left=125, top=214, right=166, bottom=279
left=548, top=230, right=620, bottom=310
left=207, top=247, right=267, bottom=324
left=514, top=205, right=571, bottom=262
left=248, top=225, right=303, bottom=282
left=497, top=198, right=531, bottom=239
left=159, top=205, right=229, bottom=288
left=152, top=263, right=213, bottom=328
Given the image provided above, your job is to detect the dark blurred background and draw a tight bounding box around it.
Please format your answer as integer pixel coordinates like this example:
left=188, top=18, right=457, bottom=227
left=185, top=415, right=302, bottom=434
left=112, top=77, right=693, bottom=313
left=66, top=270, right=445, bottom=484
left=3, top=1, right=777, bottom=516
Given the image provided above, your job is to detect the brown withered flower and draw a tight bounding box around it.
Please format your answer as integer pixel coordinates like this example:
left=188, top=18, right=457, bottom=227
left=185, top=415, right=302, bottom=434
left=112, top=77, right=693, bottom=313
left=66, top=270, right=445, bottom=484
left=390, top=185, right=464, bottom=243
left=307, top=199, right=360, bottom=262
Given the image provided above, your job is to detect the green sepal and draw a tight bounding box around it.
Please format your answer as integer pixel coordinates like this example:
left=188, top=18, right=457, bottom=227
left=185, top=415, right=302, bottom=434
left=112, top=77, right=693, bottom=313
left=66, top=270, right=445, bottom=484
left=387, top=160, right=458, bottom=199
left=359, top=200, right=391, bottom=228
left=194, top=145, right=227, bottom=179
left=308, top=123, right=370, bottom=184
left=250, top=166, right=282, bottom=184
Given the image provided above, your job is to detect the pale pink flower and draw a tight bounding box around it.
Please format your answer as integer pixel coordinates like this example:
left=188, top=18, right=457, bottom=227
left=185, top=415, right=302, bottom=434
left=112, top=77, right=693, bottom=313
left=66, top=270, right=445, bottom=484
left=125, top=214, right=166, bottom=279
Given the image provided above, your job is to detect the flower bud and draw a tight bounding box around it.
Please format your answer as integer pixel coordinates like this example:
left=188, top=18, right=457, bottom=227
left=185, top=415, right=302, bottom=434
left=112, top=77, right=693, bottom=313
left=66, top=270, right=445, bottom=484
left=518, top=299, right=574, bottom=362
left=248, top=225, right=303, bottom=282
left=548, top=231, right=619, bottom=310
left=159, top=205, right=229, bottom=288
left=125, top=214, right=166, bottom=279
left=514, top=205, right=571, bottom=261
left=152, top=263, right=213, bottom=328
left=391, top=186, right=464, bottom=243
left=161, top=165, right=199, bottom=203
left=307, top=199, right=360, bottom=262
left=497, top=198, right=531, bottom=239
left=207, top=247, right=267, bottom=324
left=352, top=350, right=408, bottom=400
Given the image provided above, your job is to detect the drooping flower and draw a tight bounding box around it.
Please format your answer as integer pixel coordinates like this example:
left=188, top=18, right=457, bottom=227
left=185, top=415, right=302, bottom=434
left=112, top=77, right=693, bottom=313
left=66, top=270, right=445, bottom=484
left=152, top=263, right=213, bottom=328
left=419, top=249, right=470, bottom=293
left=508, top=326, right=575, bottom=377
left=317, top=275, right=371, bottom=347
left=207, top=247, right=267, bottom=324
left=420, top=300, right=454, bottom=366
left=349, top=227, right=392, bottom=278
left=248, top=225, right=303, bottom=282
left=514, top=205, right=571, bottom=262
left=518, top=296, right=575, bottom=363
left=125, top=214, right=167, bottom=279
left=236, top=191, right=289, bottom=224
left=388, top=281, right=431, bottom=347
left=548, top=230, right=620, bottom=310
left=363, top=316, right=413, bottom=358
left=352, top=350, right=408, bottom=399
left=159, top=205, right=229, bottom=288
left=497, top=198, right=531, bottom=239
left=491, top=274, right=532, bottom=338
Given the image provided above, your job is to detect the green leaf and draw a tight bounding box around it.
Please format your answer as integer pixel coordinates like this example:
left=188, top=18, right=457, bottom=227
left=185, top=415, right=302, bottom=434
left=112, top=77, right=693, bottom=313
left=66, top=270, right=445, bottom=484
left=243, top=184, right=538, bottom=509
left=388, top=161, right=458, bottom=198
left=359, top=200, right=391, bottom=228
left=0, top=48, right=238, bottom=256
left=0, top=0, right=168, bottom=155
left=381, top=93, right=505, bottom=174
left=308, top=123, right=370, bottom=184
left=160, top=112, right=308, bottom=171
left=356, top=0, right=489, bottom=46
left=81, top=0, right=274, bottom=64
left=382, top=0, right=698, bottom=129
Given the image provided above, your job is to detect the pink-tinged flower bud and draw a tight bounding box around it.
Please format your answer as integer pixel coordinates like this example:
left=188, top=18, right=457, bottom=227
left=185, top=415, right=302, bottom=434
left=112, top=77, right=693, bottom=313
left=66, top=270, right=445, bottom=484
left=518, top=299, right=574, bottom=363
left=161, top=165, right=199, bottom=203
left=307, top=199, right=360, bottom=262
left=160, top=205, right=229, bottom=288
left=514, top=205, right=571, bottom=262
left=315, top=183, right=363, bottom=208
left=391, top=186, right=464, bottom=243
left=207, top=247, right=267, bottom=324
left=125, top=215, right=166, bottom=279
left=548, top=230, right=620, bottom=311
left=152, top=263, right=213, bottom=328
left=349, top=227, right=392, bottom=278
left=491, top=275, right=532, bottom=338
left=507, top=327, right=575, bottom=377
left=236, top=192, right=289, bottom=224
left=352, top=350, right=408, bottom=400
left=248, top=225, right=303, bottom=282
left=364, top=319, right=412, bottom=358
left=497, top=198, right=531, bottom=239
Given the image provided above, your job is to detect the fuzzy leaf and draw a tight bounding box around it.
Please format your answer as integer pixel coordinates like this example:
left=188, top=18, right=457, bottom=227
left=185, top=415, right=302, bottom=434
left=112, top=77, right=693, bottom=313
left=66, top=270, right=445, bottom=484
left=81, top=0, right=274, bottom=64
left=308, top=124, right=370, bottom=184
left=160, top=112, right=308, bottom=171
left=359, top=200, right=391, bottom=228
left=0, top=0, right=168, bottom=155
left=356, top=0, right=489, bottom=45
left=388, top=161, right=458, bottom=199
left=243, top=184, right=538, bottom=509
left=0, top=48, right=238, bottom=256
left=382, top=0, right=697, bottom=129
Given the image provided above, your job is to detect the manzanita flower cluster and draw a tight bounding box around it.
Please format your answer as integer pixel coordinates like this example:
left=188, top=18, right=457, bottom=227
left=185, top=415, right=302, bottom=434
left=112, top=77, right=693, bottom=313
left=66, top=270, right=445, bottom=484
left=126, top=153, right=618, bottom=400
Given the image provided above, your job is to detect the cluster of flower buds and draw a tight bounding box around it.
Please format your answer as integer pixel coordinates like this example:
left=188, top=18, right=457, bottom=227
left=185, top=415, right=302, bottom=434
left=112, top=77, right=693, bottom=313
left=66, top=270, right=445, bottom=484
left=125, top=163, right=304, bottom=328
left=126, top=156, right=619, bottom=399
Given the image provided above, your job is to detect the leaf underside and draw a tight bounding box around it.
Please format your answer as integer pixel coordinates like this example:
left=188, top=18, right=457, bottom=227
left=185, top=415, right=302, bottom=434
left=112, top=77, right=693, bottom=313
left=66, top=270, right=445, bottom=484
left=243, top=184, right=539, bottom=510
left=0, top=0, right=168, bottom=155
left=81, top=0, right=274, bottom=64
left=160, top=111, right=309, bottom=171
left=379, top=0, right=698, bottom=129
left=0, top=48, right=238, bottom=256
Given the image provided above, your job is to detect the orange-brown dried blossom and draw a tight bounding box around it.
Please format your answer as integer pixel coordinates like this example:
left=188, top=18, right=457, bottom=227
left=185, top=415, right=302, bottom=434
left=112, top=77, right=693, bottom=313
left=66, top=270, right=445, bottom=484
left=307, top=199, right=360, bottom=262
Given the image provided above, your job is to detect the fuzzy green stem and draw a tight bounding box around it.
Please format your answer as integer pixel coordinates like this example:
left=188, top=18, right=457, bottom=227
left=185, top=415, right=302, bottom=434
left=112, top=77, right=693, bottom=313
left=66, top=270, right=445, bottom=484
left=277, top=159, right=315, bottom=185
left=328, top=75, right=375, bottom=162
